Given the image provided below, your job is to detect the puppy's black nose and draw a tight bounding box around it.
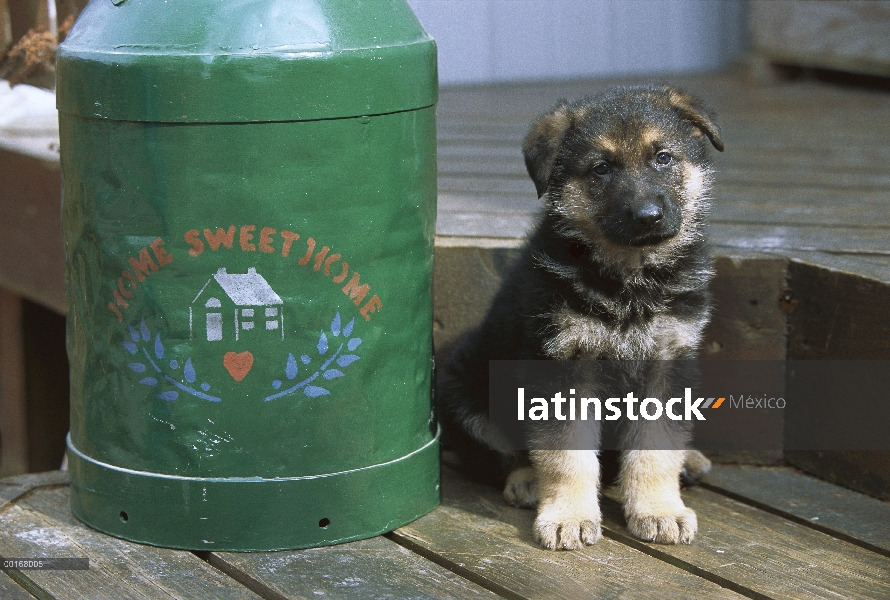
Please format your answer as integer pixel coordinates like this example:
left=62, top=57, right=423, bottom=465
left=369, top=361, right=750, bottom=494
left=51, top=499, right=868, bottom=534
left=633, top=204, right=664, bottom=228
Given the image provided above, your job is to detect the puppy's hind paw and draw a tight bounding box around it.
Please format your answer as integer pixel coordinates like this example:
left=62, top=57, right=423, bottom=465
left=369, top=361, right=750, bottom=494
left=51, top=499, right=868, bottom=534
left=533, top=514, right=602, bottom=550
left=503, top=466, right=537, bottom=508
left=683, top=450, right=712, bottom=481
left=627, top=508, right=698, bottom=545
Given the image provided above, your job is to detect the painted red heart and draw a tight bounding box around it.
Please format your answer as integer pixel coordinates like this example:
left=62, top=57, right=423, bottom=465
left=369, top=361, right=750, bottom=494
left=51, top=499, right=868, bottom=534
left=223, top=351, right=254, bottom=382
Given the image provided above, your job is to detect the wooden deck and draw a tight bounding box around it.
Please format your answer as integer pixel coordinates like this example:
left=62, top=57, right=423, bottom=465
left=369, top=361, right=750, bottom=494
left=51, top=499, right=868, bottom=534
left=0, top=466, right=888, bottom=599
left=435, top=72, right=890, bottom=276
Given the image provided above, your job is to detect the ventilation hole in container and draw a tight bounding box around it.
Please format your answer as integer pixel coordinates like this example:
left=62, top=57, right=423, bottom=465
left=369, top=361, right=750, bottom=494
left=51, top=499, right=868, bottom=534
left=120, top=511, right=129, bottom=523
left=318, top=518, right=330, bottom=528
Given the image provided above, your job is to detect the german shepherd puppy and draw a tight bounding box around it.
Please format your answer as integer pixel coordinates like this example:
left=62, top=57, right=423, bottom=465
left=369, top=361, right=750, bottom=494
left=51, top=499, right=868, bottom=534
left=438, top=85, right=723, bottom=550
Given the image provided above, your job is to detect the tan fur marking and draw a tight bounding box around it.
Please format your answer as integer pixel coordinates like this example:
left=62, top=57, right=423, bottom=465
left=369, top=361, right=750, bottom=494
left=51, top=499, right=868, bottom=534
left=530, top=450, right=602, bottom=549
left=544, top=310, right=707, bottom=361
left=640, top=125, right=663, bottom=147
left=666, top=88, right=724, bottom=151
left=537, top=111, right=571, bottom=139
left=620, top=449, right=697, bottom=544
left=653, top=162, right=712, bottom=258
left=682, top=163, right=709, bottom=206
left=650, top=314, right=709, bottom=359
left=667, top=89, right=689, bottom=110
left=524, top=104, right=580, bottom=196
left=597, top=137, right=618, bottom=153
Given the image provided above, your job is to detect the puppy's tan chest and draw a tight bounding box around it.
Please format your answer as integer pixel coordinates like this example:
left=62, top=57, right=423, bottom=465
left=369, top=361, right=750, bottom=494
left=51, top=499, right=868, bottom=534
left=544, top=310, right=706, bottom=360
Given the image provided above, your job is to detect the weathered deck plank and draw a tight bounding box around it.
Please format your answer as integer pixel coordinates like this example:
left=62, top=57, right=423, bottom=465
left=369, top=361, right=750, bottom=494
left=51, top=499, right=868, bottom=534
left=392, top=469, right=747, bottom=600
left=209, top=537, right=499, bottom=600
left=437, top=178, right=890, bottom=231
left=0, top=481, right=261, bottom=600
left=437, top=210, right=890, bottom=257
left=0, top=470, right=69, bottom=508
left=702, top=465, right=890, bottom=555
left=0, top=571, right=35, bottom=600
left=600, top=486, right=890, bottom=600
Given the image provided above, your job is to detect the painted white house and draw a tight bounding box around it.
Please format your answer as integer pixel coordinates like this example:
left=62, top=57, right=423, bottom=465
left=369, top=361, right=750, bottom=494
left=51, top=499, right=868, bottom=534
left=190, top=268, right=284, bottom=342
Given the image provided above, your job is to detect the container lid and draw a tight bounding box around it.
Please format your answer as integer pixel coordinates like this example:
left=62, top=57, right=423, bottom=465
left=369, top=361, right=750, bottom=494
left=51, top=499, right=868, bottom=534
left=57, top=0, right=437, bottom=122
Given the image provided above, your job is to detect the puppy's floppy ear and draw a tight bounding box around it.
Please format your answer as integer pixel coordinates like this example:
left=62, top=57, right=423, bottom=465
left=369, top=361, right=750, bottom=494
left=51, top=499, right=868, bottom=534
left=665, top=87, right=724, bottom=152
left=523, top=101, right=575, bottom=198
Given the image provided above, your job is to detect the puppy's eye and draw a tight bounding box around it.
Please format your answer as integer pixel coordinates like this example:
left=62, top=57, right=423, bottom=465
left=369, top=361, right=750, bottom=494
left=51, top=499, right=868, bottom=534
left=591, top=162, right=611, bottom=176
left=655, top=151, right=673, bottom=166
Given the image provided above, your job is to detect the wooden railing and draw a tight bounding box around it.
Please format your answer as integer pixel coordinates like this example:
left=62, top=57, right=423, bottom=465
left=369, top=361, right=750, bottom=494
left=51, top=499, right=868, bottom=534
left=0, top=0, right=86, bottom=477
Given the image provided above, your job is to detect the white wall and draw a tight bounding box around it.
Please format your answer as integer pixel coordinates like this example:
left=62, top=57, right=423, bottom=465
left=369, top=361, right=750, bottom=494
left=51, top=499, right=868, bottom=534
left=406, top=0, right=748, bottom=85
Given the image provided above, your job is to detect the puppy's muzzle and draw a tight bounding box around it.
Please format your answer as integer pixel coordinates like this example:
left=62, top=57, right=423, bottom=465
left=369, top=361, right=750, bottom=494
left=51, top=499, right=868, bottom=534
left=626, top=194, right=674, bottom=245
left=632, top=202, right=664, bottom=229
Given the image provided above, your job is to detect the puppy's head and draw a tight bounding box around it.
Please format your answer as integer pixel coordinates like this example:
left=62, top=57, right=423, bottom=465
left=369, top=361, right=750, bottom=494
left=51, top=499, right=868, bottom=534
left=524, top=85, right=723, bottom=267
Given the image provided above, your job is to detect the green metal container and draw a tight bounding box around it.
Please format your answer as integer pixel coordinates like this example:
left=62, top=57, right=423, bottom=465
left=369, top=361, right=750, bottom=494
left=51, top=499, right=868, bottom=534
left=58, top=0, right=439, bottom=551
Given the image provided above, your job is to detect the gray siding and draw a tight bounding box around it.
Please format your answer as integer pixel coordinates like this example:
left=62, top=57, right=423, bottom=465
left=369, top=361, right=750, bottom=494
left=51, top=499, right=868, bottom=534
left=407, top=0, right=748, bottom=85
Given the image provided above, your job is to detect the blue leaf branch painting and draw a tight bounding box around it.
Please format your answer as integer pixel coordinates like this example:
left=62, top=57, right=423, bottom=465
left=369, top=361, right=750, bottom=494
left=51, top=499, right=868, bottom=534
left=267, top=312, right=362, bottom=401
left=286, top=353, right=299, bottom=380
left=121, top=311, right=361, bottom=404
left=122, top=318, right=220, bottom=402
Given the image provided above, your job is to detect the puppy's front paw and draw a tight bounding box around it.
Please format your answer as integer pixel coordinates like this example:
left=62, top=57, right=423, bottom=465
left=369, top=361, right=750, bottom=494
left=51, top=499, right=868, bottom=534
left=626, top=507, right=697, bottom=544
left=533, top=504, right=602, bottom=550
left=504, top=466, right=537, bottom=508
